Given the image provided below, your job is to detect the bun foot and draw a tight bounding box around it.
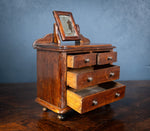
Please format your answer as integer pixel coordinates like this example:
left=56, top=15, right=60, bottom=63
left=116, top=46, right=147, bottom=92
left=42, top=107, right=48, bottom=112
left=57, top=114, right=65, bottom=120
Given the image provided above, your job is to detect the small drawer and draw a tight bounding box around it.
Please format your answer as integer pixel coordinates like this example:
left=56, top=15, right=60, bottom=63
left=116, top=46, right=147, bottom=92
left=67, top=65, right=120, bottom=89
left=67, top=81, right=126, bottom=114
left=97, top=52, right=117, bottom=65
left=67, top=53, right=96, bottom=68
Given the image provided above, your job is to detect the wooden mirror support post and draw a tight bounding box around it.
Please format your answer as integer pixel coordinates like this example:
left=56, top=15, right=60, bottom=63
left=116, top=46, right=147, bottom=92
left=33, top=11, right=126, bottom=120
left=53, top=23, right=90, bottom=46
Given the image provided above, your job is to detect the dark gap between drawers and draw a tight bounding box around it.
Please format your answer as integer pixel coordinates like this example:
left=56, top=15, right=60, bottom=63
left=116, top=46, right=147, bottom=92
left=67, top=64, right=117, bottom=72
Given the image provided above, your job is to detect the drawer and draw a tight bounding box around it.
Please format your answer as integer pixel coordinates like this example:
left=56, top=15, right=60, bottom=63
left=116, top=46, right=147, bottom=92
left=97, top=52, right=117, bottom=65
left=67, top=81, right=126, bottom=114
left=67, top=53, right=96, bottom=68
left=67, top=65, right=120, bottom=89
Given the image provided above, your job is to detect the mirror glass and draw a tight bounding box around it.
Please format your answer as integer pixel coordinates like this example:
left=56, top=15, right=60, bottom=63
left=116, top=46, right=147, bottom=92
left=59, top=15, right=77, bottom=36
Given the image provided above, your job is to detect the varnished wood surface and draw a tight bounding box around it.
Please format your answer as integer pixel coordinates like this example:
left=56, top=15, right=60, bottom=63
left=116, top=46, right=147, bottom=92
left=67, top=53, right=97, bottom=68
left=33, top=34, right=115, bottom=52
left=37, top=50, right=67, bottom=109
left=35, top=44, right=115, bottom=52
left=97, top=52, right=117, bottom=65
left=0, top=80, right=150, bottom=130
left=35, top=44, right=117, bottom=114
left=53, top=23, right=61, bottom=45
left=67, top=65, right=120, bottom=89
left=53, top=11, right=80, bottom=41
left=67, top=82, right=125, bottom=114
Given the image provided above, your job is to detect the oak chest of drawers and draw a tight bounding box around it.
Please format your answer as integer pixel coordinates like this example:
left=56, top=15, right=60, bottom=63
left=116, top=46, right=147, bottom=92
left=33, top=38, right=126, bottom=119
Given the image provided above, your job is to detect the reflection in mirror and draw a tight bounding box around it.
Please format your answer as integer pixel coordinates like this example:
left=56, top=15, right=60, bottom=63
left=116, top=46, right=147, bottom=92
left=59, top=15, right=77, bottom=37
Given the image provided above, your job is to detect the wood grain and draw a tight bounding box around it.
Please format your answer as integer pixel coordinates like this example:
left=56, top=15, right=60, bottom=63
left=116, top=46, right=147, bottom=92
left=67, top=65, right=120, bottom=89
left=97, top=52, right=117, bottom=65
left=35, top=98, right=70, bottom=114
left=1, top=81, right=150, bottom=130
left=75, top=24, right=90, bottom=45
left=32, top=33, right=54, bottom=48
left=53, top=23, right=61, bottom=45
left=33, top=35, right=115, bottom=52
left=37, top=50, right=67, bottom=111
left=67, top=81, right=125, bottom=114
left=53, top=11, right=80, bottom=41
left=67, top=53, right=96, bottom=68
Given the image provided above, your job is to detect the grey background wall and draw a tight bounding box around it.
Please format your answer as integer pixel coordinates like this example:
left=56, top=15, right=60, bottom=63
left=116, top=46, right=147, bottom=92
left=0, top=0, right=150, bottom=83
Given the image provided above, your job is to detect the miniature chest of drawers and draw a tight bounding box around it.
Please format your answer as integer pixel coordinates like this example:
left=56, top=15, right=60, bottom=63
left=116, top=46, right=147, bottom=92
left=33, top=35, right=126, bottom=119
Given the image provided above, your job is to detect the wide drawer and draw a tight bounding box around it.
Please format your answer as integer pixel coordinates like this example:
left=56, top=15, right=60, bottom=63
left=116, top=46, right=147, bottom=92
left=97, top=52, right=117, bottom=65
left=67, top=65, right=120, bottom=89
left=67, top=81, right=126, bottom=114
left=67, top=53, right=97, bottom=68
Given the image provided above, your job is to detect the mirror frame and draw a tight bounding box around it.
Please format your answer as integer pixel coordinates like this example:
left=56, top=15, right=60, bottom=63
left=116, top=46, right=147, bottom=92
left=53, top=11, right=80, bottom=41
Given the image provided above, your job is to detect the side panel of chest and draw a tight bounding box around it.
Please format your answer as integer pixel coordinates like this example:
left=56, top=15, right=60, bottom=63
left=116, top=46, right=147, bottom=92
left=36, top=50, right=67, bottom=109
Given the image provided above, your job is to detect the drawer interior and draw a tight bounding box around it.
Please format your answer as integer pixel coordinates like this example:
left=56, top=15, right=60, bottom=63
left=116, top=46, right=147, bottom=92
left=67, top=81, right=125, bottom=114
left=67, top=81, right=124, bottom=97
left=67, top=64, right=117, bottom=72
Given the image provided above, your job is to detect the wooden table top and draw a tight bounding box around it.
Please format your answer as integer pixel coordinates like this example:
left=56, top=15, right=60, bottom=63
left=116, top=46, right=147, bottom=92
left=0, top=80, right=150, bottom=131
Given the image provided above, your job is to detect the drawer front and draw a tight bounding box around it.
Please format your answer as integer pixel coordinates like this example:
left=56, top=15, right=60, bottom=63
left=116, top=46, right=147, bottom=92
left=67, top=81, right=126, bottom=114
left=97, top=52, right=117, bottom=65
left=67, top=65, right=120, bottom=89
left=67, top=53, right=96, bottom=68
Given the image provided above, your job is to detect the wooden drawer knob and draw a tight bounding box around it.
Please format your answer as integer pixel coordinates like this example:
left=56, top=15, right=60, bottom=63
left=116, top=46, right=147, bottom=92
left=87, top=77, right=93, bottom=82
left=110, top=72, right=115, bottom=77
left=107, top=56, right=113, bottom=60
left=92, top=100, right=98, bottom=106
left=85, top=58, right=90, bottom=63
left=115, top=92, right=120, bottom=97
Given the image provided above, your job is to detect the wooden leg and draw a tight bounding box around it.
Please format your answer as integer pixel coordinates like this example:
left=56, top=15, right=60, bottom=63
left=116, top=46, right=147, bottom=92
left=42, top=107, right=48, bottom=112
left=57, top=114, right=65, bottom=120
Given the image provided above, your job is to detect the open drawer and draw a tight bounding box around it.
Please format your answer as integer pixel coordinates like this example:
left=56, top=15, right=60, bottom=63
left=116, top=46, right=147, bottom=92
left=67, top=81, right=125, bottom=114
left=67, top=65, right=120, bottom=89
